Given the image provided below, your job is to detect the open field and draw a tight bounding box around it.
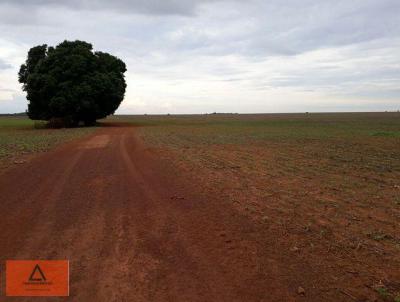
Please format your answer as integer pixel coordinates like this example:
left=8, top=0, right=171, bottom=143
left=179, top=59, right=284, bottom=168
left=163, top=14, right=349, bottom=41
left=110, top=112, right=400, bottom=301
left=0, top=116, right=96, bottom=169
left=0, top=112, right=399, bottom=301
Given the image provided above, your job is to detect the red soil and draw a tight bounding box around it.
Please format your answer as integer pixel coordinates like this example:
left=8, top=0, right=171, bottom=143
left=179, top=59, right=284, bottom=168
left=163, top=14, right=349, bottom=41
left=0, top=124, right=397, bottom=301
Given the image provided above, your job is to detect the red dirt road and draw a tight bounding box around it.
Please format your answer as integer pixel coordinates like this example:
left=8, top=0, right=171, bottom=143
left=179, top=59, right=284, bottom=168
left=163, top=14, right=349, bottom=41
left=0, top=125, right=345, bottom=301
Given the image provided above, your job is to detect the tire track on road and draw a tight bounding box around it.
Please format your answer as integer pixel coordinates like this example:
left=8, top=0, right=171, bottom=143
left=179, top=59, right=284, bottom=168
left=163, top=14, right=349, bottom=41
left=0, top=125, right=298, bottom=302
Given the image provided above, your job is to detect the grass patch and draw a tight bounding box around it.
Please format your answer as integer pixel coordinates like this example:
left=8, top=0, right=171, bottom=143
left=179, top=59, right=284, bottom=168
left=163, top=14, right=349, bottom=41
left=371, top=131, right=400, bottom=137
left=107, top=112, right=400, bottom=144
left=0, top=116, right=96, bottom=167
left=376, top=287, right=390, bottom=299
left=106, top=113, right=400, bottom=176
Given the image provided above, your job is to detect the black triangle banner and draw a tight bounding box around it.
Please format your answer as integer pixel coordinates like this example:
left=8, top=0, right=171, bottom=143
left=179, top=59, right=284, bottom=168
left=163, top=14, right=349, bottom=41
left=29, top=264, right=47, bottom=282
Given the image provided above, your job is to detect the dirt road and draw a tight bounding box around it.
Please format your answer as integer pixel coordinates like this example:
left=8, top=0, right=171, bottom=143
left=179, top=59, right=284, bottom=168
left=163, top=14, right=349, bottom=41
left=0, top=125, right=328, bottom=301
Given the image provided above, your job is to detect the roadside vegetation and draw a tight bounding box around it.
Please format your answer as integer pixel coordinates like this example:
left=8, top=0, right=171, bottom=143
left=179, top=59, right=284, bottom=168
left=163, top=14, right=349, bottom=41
left=0, top=116, right=95, bottom=169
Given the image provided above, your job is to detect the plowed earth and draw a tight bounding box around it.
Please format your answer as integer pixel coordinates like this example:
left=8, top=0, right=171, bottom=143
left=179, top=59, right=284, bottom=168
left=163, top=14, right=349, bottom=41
left=0, top=124, right=398, bottom=301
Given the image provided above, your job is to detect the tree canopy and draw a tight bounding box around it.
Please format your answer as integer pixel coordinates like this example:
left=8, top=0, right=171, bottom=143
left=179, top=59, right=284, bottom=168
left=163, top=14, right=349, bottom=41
left=18, top=40, right=127, bottom=126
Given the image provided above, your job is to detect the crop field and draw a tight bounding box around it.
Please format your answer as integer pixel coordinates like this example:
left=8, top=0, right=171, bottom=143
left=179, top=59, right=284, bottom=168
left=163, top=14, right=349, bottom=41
left=1, top=112, right=399, bottom=301
left=0, top=116, right=95, bottom=168
left=110, top=112, right=400, bottom=300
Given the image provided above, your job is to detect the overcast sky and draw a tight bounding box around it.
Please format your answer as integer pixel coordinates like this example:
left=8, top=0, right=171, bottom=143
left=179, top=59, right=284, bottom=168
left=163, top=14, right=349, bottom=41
left=0, top=0, right=399, bottom=114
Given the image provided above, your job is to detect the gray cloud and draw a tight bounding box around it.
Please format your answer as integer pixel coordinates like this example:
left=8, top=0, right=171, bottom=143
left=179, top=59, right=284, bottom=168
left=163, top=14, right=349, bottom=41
left=0, top=59, right=11, bottom=70
left=0, top=0, right=399, bottom=113
left=0, top=94, right=27, bottom=113
left=1, top=0, right=399, bottom=56
left=0, top=0, right=218, bottom=16
left=224, top=0, right=400, bottom=57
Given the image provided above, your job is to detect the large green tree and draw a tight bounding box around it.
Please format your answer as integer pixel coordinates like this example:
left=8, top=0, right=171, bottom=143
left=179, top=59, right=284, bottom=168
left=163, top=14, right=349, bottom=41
left=18, top=40, right=127, bottom=126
